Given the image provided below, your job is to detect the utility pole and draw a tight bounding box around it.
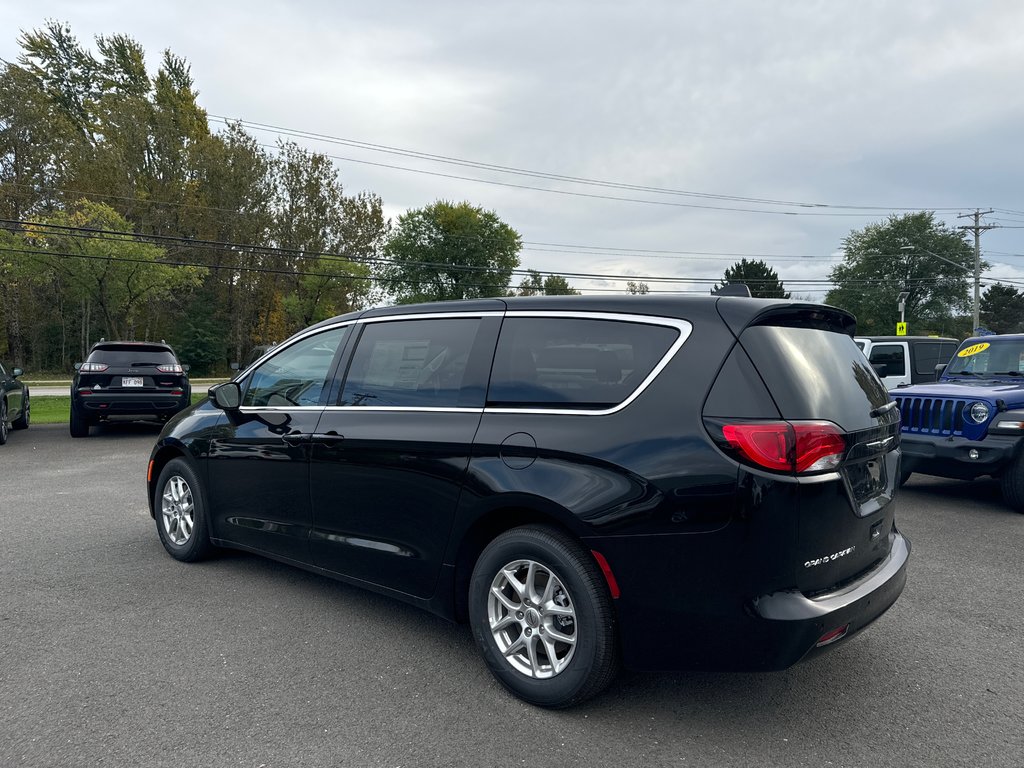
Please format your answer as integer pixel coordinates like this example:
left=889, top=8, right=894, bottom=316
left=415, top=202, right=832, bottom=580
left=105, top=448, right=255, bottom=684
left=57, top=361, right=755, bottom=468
left=957, top=209, right=996, bottom=333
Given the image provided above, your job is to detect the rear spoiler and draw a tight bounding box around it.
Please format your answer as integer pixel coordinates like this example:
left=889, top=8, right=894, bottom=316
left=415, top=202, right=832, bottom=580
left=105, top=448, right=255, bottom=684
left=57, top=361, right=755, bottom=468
left=715, top=299, right=857, bottom=338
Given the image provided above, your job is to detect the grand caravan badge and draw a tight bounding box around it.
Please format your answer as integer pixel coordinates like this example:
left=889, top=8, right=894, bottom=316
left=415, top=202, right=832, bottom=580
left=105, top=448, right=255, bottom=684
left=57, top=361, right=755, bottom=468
left=804, top=546, right=856, bottom=568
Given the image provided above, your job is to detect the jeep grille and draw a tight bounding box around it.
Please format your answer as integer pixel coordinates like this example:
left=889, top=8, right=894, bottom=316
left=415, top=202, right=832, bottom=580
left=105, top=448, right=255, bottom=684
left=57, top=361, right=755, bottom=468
left=894, top=396, right=968, bottom=436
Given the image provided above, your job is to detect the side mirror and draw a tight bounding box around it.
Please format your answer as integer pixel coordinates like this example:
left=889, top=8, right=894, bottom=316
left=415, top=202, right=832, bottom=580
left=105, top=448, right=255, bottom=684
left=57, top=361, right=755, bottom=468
left=871, top=363, right=887, bottom=378
left=73, top=362, right=82, bottom=371
left=12, top=368, right=23, bottom=377
left=183, top=364, right=191, bottom=373
left=935, top=363, right=947, bottom=380
left=229, top=362, right=240, bottom=371
left=209, top=381, right=241, bottom=410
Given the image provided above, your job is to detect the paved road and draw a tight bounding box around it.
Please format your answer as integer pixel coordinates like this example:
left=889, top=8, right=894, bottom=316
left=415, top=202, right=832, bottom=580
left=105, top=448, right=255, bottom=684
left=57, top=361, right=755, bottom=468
left=1, top=424, right=1021, bottom=767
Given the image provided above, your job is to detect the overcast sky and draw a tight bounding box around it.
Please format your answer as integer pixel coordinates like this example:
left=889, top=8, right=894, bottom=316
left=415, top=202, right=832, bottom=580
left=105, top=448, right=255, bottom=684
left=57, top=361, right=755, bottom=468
left=3, top=0, right=1024, bottom=300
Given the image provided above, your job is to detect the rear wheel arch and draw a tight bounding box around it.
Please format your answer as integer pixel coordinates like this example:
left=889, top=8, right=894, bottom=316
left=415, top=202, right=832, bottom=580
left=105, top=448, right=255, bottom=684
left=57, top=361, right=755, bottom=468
left=451, top=503, right=592, bottom=623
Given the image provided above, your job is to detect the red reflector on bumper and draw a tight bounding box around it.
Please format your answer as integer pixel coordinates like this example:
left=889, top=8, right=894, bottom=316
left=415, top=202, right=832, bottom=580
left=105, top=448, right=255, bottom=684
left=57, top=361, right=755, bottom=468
left=816, top=624, right=850, bottom=647
left=591, top=550, right=621, bottom=599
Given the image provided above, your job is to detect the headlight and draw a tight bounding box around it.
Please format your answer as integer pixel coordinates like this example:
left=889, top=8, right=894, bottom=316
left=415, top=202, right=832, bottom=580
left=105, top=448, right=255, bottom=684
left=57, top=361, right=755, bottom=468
left=967, top=402, right=990, bottom=424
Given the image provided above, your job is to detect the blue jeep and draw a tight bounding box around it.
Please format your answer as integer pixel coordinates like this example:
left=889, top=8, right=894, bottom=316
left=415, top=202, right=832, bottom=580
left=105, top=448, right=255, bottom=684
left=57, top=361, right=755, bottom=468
left=892, top=334, right=1024, bottom=513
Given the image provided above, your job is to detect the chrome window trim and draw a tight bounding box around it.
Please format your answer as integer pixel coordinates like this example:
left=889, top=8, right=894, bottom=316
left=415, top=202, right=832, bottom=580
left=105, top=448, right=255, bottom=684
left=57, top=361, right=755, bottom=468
left=321, top=406, right=484, bottom=414
left=239, top=309, right=692, bottom=416
left=357, top=311, right=504, bottom=324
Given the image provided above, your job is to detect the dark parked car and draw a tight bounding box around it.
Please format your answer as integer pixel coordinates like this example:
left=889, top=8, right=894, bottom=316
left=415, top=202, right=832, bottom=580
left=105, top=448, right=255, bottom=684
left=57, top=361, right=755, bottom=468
left=893, top=333, right=1024, bottom=511
left=71, top=341, right=191, bottom=437
left=0, top=360, right=30, bottom=444
left=148, top=296, right=910, bottom=707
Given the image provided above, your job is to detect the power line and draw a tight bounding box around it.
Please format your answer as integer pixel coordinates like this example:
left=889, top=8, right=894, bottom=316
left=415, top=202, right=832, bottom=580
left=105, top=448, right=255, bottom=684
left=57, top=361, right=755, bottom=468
left=210, top=115, right=970, bottom=214
left=0, top=222, right=977, bottom=290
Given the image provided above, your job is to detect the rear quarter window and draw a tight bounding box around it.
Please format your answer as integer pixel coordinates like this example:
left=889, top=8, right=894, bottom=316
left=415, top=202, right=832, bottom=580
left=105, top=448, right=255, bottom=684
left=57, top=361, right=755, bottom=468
left=487, top=316, right=679, bottom=408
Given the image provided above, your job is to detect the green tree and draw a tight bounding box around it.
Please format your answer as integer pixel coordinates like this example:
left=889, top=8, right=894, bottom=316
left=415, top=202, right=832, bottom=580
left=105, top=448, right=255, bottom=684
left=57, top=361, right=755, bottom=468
left=383, top=200, right=521, bottom=303
left=715, top=258, right=790, bottom=299
left=515, top=269, right=580, bottom=296
left=981, top=283, right=1024, bottom=334
left=825, top=212, right=978, bottom=336
left=24, top=200, right=205, bottom=351
left=626, top=281, right=649, bottom=295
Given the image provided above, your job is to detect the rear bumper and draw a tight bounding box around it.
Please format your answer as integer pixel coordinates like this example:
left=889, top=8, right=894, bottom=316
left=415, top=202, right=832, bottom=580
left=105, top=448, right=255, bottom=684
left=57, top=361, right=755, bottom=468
left=74, top=391, right=190, bottom=418
left=901, top=432, right=1019, bottom=479
left=600, top=531, right=911, bottom=672
left=748, top=532, right=910, bottom=666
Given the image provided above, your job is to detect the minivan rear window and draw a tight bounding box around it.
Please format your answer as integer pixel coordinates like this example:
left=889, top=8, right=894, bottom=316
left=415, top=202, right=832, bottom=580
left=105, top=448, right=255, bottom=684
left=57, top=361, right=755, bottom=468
left=488, top=317, right=678, bottom=408
left=741, top=325, right=890, bottom=432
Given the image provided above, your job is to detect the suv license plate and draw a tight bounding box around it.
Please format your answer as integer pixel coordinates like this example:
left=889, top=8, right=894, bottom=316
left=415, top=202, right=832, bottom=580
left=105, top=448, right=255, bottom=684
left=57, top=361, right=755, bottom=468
left=122, top=377, right=144, bottom=387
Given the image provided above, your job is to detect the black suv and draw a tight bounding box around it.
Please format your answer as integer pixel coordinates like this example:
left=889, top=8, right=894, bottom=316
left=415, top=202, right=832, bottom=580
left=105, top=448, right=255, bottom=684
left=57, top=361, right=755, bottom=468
left=147, top=296, right=910, bottom=707
left=71, top=341, right=191, bottom=437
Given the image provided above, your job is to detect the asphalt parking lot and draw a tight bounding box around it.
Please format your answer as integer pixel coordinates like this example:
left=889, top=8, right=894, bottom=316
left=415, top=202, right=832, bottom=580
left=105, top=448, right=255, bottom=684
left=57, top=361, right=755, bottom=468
left=1, top=424, right=1021, bottom=767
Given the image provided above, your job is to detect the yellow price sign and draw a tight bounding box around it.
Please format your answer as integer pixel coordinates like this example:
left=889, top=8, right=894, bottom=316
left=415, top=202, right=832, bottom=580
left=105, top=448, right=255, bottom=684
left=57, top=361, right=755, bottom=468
left=896, top=322, right=907, bottom=336
left=957, top=342, right=990, bottom=358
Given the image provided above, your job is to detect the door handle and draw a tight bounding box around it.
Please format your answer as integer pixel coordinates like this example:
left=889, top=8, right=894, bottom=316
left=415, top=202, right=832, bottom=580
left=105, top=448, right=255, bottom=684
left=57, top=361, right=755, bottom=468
left=281, top=432, right=308, bottom=445
left=310, top=432, right=346, bottom=444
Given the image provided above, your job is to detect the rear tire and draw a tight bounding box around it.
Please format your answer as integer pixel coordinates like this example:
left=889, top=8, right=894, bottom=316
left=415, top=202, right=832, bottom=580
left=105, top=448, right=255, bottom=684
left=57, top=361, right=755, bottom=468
left=999, top=453, right=1024, bottom=514
left=69, top=404, right=90, bottom=438
left=0, top=399, right=8, bottom=445
left=469, top=525, right=619, bottom=708
left=12, top=392, right=29, bottom=430
left=154, top=458, right=215, bottom=561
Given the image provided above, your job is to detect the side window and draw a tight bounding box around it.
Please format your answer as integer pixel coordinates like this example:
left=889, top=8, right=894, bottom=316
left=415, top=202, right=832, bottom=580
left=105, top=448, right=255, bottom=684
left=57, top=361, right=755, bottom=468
left=242, top=326, right=348, bottom=407
left=913, top=343, right=943, bottom=375
left=340, top=317, right=483, bottom=407
left=488, top=317, right=679, bottom=408
left=869, top=344, right=906, bottom=376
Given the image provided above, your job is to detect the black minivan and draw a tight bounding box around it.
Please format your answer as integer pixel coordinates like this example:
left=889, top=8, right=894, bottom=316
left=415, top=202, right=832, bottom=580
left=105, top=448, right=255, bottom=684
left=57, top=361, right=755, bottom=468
left=148, top=295, right=910, bottom=707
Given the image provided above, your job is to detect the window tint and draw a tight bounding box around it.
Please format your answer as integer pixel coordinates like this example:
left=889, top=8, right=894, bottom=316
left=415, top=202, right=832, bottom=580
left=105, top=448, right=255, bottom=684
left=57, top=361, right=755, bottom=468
left=912, top=342, right=956, bottom=375
left=488, top=317, right=679, bottom=408
left=88, top=346, right=177, bottom=365
left=741, top=326, right=889, bottom=432
left=869, top=344, right=906, bottom=376
left=340, top=318, right=483, bottom=407
left=243, top=326, right=347, bottom=407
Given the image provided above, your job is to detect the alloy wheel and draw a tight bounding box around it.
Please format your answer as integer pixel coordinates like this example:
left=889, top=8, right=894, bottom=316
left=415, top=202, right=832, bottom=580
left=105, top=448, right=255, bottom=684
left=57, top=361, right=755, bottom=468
left=160, top=474, right=195, bottom=545
left=487, top=559, right=578, bottom=679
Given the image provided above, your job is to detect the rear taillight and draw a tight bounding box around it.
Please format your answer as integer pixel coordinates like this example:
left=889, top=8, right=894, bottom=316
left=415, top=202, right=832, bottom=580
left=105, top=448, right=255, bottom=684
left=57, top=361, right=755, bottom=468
left=79, top=362, right=108, bottom=372
left=157, top=364, right=184, bottom=374
left=719, top=421, right=846, bottom=474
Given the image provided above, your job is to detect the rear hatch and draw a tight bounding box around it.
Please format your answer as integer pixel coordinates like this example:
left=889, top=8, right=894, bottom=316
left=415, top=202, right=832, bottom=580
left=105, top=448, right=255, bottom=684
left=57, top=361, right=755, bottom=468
left=78, top=345, right=187, bottom=394
left=709, top=305, right=900, bottom=595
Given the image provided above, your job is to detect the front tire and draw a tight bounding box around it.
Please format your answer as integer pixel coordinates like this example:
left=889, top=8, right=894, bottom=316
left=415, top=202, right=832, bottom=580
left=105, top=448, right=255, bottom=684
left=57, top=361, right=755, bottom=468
left=154, top=458, right=215, bottom=561
left=12, top=392, right=29, bottom=430
left=469, top=525, right=619, bottom=708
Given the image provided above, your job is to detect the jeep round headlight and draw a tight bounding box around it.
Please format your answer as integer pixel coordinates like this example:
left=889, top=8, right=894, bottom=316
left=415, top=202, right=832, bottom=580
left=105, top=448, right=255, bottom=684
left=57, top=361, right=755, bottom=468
left=968, top=402, right=990, bottom=424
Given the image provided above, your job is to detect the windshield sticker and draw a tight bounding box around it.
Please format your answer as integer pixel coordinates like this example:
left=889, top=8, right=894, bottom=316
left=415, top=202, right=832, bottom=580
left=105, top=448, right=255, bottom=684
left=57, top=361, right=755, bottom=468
left=957, top=343, right=990, bottom=358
